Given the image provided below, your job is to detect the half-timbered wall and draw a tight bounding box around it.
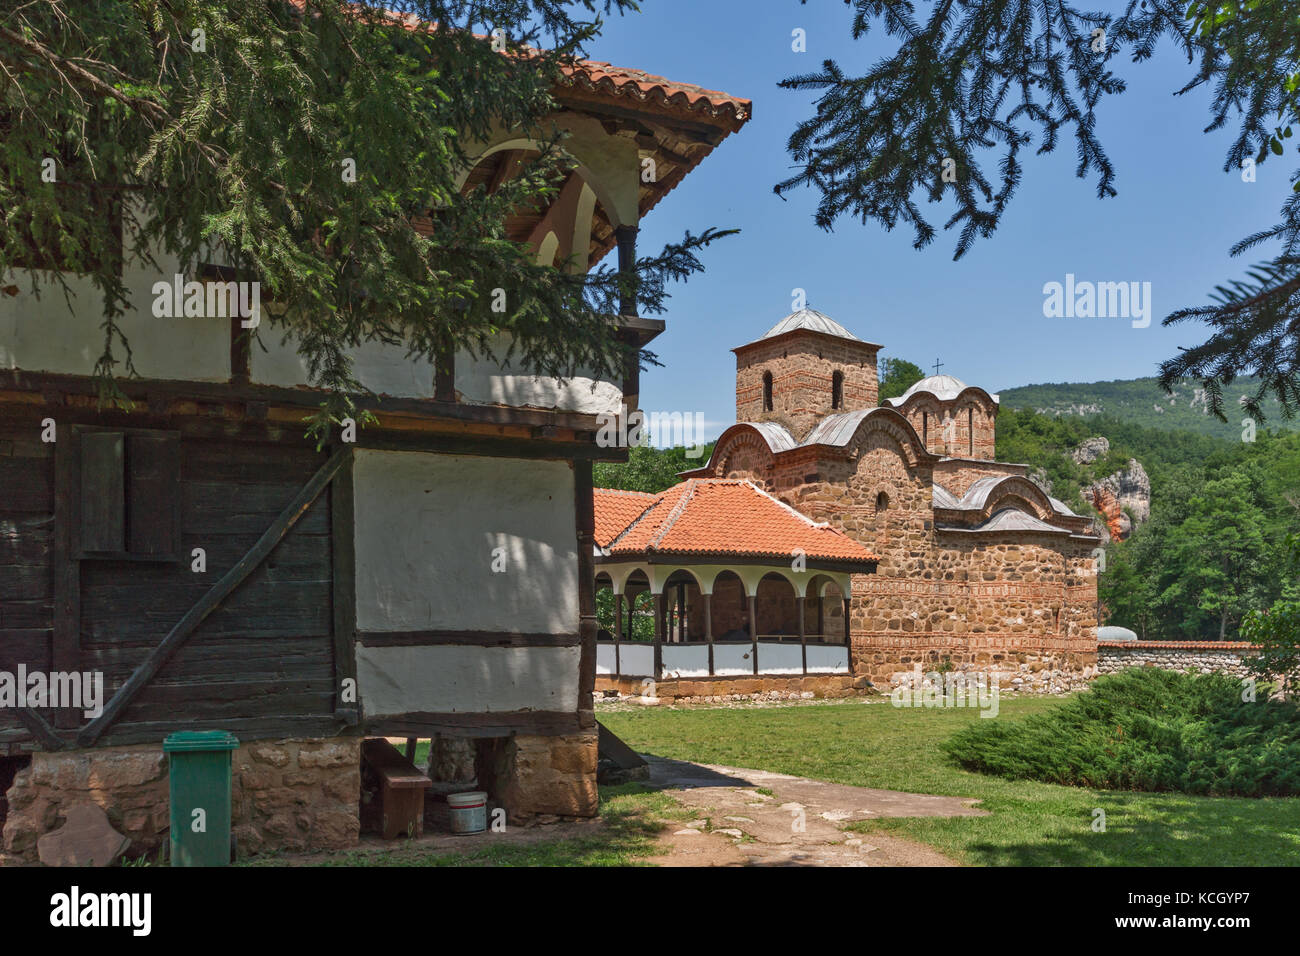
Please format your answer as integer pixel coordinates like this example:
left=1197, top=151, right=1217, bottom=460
left=351, top=449, right=581, bottom=721
left=0, top=427, right=338, bottom=749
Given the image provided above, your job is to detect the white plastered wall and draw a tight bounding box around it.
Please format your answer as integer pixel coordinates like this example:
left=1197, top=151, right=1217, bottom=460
left=0, top=246, right=230, bottom=381
left=351, top=448, right=580, bottom=716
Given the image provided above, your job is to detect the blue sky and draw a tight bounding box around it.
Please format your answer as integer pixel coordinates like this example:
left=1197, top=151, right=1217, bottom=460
left=583, top=0, right=1286, bottom=441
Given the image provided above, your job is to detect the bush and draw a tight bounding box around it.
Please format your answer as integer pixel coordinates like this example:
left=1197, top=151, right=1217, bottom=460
left=943, top=669, right=1300, bottom=796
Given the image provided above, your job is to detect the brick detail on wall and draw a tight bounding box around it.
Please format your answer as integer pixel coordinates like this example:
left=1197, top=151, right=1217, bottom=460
left=735, top=333, right=880, bottom=441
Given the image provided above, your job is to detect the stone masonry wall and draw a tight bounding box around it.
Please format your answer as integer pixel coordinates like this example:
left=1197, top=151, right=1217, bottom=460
left=1097, top=641, right=1258, bottom=679
left=2, top=736, right=360, bottom=862
left=735, top=335, right=880, bottom=440
left=478, top=732, right=598, bottom=824
left=773, top=419, right=1096, bottom=692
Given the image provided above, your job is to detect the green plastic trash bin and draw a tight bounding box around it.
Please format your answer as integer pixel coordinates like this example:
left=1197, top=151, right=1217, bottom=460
left=163, top=731, right=239, bottom=867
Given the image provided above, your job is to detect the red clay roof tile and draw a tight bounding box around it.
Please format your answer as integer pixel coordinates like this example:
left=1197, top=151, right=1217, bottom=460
left=594, top=479, right=877, bottom=564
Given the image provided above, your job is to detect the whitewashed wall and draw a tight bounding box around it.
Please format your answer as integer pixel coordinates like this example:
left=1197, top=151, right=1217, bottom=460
left=356, top=644, right=580, bottom=715
left=805, top=644, right=850, bottom=674
left=253, top=330, right=434, bottom=398
left=712, top=643, right=753, bottom=677
left=352, top=449, right=580, bottom=717
left=353, top=449, right=576, bottom=632
left=456, top=335, right=621, bottom=416
left=0, top=254, right=229, bottom=381
left=662, top=644, right=710, bottom=678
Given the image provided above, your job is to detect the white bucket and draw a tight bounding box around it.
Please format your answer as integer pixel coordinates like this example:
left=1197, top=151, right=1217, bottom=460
left=447, top=790, right=488, bottom=834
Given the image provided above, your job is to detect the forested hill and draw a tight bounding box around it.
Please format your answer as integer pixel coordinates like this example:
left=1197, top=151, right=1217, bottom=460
left=998, top=376, right=1300, bottom=438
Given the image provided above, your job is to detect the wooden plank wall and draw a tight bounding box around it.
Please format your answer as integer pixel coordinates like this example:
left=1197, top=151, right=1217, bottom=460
left=0, top=434, right=55, bottom=747
left=1, top=429, right=341, bottom=748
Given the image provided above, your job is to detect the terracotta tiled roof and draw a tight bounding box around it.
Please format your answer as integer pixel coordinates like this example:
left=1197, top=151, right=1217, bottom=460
left=594, top=479, right=877, bottom=565
left=559, top=61, right=750, bottom=126
left=371, top=7, right=751, bottom=128
left=593, top=489, right=659, bottom=548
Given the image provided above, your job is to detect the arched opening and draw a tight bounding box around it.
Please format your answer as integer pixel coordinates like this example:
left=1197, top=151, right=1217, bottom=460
left=709, top=570, right=750, bottom=641
left=661, top=569, right=702, bottom=643
left=922, top=410, right=928, bottom=446
left=875, top=491, right=889, bottom=514
left=831, top=370, right=844, bottom=409
left=967, top=406, right=974, bottom=456
left=755, top=572, right=800, bottom=641
left=594, top=571, right=615, bottom=640
left=762, top=371, right=774, bottom=412
left=813, top=578, right=847, bottom=645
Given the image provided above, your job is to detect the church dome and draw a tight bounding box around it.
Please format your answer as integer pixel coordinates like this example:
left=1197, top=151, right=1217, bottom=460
left=884, top=373, right=998, bottom=406
left=759, top=308, right=862, bottom=342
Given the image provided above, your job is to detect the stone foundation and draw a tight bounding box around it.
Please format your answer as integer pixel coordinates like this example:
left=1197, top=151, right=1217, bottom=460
left=855, top=636, right=1098, bottom=694
left=596, top=673, right=871, bottom=703
left=1, top=736, right=361, bottom=863
left=477, top=733, right=598, bottom=823
left=1096, top=641, right=1258, bottom=679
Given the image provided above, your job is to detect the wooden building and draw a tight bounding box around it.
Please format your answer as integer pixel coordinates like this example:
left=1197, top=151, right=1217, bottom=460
left=0, top=57, right=749, bottom=859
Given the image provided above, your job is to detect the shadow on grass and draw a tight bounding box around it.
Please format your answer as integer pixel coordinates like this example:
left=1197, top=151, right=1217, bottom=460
left=246, top=783, right=687, bottom=868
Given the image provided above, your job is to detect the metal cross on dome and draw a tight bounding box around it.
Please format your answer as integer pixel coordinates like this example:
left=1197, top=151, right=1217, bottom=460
left=932, top=358, right=944, bottom=376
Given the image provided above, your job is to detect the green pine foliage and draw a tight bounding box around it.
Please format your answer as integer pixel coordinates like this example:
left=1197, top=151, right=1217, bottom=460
left=780, top=1, right=1300, bottom=420
left=943, top=669, right=1300, bottom=796
left=0, top=1, right=733, bottom=439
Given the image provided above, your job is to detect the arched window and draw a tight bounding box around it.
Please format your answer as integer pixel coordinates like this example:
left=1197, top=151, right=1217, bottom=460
left=968, top=407, right=974, bottom=455
left=922, top=411, right=928, bottom=446
left=831, top=371, right=844, bottom=409
left=875, top=491, right=889, bottom=513
left=763, top=371, right=774, bottom=411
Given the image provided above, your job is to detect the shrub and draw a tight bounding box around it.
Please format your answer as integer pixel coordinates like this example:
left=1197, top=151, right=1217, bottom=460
left=943, top=668, right=1300, bottom=796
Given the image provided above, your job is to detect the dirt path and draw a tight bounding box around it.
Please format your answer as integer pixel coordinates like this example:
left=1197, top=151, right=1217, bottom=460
left=642, top=756, right=985, bottom=866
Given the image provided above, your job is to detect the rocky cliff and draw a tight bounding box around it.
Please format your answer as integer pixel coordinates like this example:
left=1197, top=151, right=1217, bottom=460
left=1071, top=436, right=1151, bottom=542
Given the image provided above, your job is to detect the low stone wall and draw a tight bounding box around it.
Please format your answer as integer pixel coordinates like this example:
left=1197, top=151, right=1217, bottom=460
left=596, top=673, right=870, bottom=703
left=854, top=636, right=1098, bottom=694
left=1097, top=640, right=1258, bottom=679
left=2, top=736, right=361, bottom=863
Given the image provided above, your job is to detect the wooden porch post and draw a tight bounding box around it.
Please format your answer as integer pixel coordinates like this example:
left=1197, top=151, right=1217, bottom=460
left=677, top=582, right=686, bottom=642
left=748, top=593, right=758, bottom=675
left=653, top=591, right=664, bottom=679
left=798, top=595, right=807, bottom=675
left=575, top=460, right=597, bottom=721
left=704, top=593, right=714, bottom=676
left=843, top=593, right=853, bottom=675
left=614, top=591, right=623, bottom=677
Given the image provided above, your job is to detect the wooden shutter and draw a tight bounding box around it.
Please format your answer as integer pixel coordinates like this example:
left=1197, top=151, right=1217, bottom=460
left=127, top=432, right=181, bottom=557
left=79, top=431, right=124, bottom=552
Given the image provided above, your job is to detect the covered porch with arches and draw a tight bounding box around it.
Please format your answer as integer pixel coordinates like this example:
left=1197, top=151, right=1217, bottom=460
left=592, top=479, right=878, bottom=686
left=595, top=561, right=858, bottom=680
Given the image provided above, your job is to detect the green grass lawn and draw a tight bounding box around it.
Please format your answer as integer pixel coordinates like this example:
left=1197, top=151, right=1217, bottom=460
left=600, top=698, right=1300, bottom=866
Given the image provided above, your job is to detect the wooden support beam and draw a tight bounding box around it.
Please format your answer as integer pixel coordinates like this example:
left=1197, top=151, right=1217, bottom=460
left=653, top=592, right=664, bottom=679
left=614, top=592, right=622, bottom=677
left=844, top=595, right=853, bottom=675
left=77, top=446, right=351, bottom=747
left=704, top=593, right=713, bottom=676
left=748, top=593, right=758, bottom=676
left=575, top=459, right=597, bottom=716
left=798, top=595, right=807, bottom=676
left=51, top=432, right=80, bottom=729
left=330, top=445, right=359, bottom=726
left=16, top=706, right=65, bottom=750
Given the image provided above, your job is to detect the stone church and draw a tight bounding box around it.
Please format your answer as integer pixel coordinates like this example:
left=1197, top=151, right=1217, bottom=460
left=679, top=309, right=1101, bottom=691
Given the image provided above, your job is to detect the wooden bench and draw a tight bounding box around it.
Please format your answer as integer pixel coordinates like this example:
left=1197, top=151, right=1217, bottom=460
left=362, top=738, right=432, bottom=839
